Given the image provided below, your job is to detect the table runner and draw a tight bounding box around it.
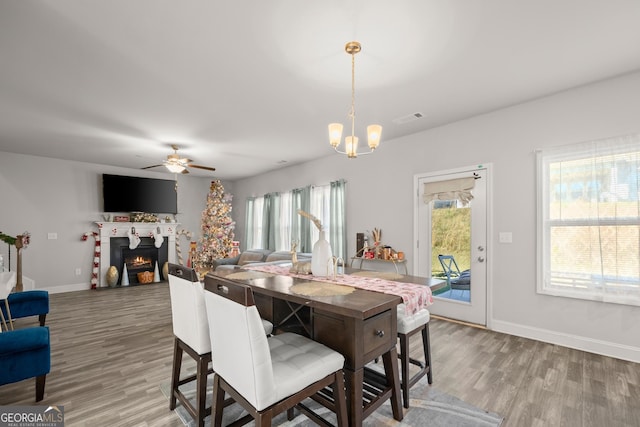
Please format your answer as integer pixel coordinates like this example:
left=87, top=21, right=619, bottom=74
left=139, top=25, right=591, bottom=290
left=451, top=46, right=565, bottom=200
left=244, top=264, right=433, bottom=314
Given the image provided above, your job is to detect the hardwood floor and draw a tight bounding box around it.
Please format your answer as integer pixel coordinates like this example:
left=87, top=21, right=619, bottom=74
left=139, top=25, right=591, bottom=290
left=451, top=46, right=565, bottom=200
left=1, top=284, right=638, bottom=426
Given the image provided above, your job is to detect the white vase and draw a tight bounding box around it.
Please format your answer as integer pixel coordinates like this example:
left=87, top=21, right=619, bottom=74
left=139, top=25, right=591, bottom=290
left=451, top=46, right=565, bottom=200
left=312, top=230, right=334, bottom=277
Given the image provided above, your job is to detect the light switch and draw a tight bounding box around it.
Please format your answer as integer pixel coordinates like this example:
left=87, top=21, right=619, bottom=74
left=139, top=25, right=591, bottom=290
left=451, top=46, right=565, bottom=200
left=499, top=232, right=512, bottom=243
left=47, top=232, right=58, bottom=240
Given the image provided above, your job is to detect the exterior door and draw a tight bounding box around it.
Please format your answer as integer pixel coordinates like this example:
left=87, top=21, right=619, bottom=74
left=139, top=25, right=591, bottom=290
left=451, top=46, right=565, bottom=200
left=414, top=165, right=489, bottom=325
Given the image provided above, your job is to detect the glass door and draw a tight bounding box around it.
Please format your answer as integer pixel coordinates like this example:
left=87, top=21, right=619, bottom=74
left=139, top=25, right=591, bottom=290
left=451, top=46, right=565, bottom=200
left=415, top=166, right=488, bottom=325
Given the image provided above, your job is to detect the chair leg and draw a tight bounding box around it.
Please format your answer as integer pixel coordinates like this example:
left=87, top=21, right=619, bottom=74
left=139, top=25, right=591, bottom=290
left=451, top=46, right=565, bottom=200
left=398, top=332, right=411, bottom=408
left=35, top=374, right=46, bottom=402
left=333, top=370, right=348, bottom=427
left=398, top=322, right=433, bottom=408
left=212, top=374, right=226, bottom=427
left=423, top=323, right=433, bottom=384
left=195, top=352, right=209, bottom=427
left=39, top=314, right=47, bottom=326
left=169, top=338, right=182, bottom=410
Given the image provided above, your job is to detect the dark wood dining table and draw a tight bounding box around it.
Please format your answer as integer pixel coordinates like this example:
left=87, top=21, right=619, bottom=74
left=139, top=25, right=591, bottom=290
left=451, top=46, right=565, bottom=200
left=209, top=267, right=406, bottom=426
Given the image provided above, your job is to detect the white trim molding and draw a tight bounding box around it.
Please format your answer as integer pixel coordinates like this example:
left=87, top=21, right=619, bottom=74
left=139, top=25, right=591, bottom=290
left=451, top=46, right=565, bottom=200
left=491, top=319, right=640, bottom=364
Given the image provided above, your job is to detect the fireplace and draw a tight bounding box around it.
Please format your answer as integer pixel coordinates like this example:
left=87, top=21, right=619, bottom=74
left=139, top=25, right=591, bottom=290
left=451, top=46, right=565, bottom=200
left=96, top=221, right=180, bottom=288
left=109, top=237, right=169, bottom=285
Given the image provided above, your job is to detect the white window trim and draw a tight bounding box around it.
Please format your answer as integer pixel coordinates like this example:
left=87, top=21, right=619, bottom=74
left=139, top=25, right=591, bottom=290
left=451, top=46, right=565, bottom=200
left=536, top=135, right=640, bottom=307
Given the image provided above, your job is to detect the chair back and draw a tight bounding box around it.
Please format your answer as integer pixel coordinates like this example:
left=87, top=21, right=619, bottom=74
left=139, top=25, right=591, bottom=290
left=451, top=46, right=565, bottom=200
left=203, top=275, right=275, bottom=410
left=438, top=254, right=461, bottom=281
left=168, top=264, right=211, bottom=355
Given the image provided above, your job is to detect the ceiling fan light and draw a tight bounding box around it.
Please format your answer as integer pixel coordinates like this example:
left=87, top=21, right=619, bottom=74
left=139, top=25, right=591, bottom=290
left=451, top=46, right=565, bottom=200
left=328, top=123, right=343, bottom=148
left=166, top=163, right=186, bottom=173
left=367, top=124, right=382, bottom=150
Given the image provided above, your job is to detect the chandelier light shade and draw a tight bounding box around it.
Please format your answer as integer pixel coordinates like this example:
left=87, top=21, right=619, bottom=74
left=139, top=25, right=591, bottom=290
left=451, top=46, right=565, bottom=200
left=328, top=41, right=382, bottom=158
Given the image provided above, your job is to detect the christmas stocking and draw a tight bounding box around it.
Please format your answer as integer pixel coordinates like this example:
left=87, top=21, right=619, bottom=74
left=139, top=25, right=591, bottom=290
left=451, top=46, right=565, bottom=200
left=128, top=227, right=140, bottom=250
left=153, top=226, right=163, bottom=248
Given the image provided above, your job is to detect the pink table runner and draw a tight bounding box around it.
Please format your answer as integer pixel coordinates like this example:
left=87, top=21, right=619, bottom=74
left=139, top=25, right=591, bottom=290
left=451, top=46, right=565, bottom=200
left=244, top=264, right=433, bottom=315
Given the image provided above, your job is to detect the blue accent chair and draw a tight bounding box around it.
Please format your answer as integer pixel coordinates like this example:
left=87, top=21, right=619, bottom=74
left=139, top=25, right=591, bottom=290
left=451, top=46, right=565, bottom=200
left=1, top=290, right=49, bottom=327
left=0, top=326, right=51, bottom=401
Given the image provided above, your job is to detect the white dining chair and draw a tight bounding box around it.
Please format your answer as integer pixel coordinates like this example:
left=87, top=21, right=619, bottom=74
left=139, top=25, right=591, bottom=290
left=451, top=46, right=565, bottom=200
left=168, top=264, right=213, bottom=427
left=203, top=274, right=348, bottom=426
left=168, top=264, right=274, bottom=427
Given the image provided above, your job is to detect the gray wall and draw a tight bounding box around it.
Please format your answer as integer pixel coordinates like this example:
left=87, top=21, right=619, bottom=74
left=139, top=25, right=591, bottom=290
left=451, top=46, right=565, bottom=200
left=0, top=71, right=637, bottom=362
left=231, top=71, right=640, bottom=362
left=0, top=153, right=228, bottom=292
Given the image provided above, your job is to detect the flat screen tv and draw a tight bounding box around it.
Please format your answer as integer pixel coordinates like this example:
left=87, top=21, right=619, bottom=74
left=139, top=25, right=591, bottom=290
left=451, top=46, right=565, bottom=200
left=102, top=174, right=178, bottom=214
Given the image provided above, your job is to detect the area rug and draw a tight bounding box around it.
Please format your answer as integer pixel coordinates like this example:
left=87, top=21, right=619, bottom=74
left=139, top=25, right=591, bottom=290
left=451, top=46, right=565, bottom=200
left=160, top=378, right=503, bottom=426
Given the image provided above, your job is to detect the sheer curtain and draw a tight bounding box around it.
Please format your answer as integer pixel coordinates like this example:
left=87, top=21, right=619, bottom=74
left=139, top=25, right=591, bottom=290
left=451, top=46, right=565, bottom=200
left=245, top=197, right=264, bottom=250
left=330, top=179, right=347, bottom=260
left=276, top=192, right=292, bottom=251
left=537, top=133, right=640, bottom=306
left=310, top=185, right=329, bottom=246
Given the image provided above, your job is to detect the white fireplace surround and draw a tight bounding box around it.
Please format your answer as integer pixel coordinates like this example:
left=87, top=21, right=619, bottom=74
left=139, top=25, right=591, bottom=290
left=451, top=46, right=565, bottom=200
left=96, top=222, right=180, bottom=288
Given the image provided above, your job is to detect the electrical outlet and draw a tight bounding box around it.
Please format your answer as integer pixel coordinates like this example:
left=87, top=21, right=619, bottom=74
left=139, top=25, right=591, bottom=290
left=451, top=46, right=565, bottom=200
left=75, top=268, right=82, bottom=276
left=47, top=232, right=58, bottom=240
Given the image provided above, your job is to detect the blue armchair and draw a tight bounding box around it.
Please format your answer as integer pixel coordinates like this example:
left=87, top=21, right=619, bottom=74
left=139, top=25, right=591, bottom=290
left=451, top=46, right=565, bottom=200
left=0, top=326, right=51, bottom=401
left=1, top=290, right=49, bottom=328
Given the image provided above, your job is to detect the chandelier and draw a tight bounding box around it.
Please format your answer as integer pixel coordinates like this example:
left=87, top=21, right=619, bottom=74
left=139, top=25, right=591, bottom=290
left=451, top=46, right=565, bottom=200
left=328, top=41, right=382, bottom=158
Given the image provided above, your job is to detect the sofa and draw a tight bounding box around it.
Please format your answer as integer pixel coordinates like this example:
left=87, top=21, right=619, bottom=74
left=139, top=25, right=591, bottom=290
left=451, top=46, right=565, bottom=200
left=213, top=249, right=312, bottom=272
left=212, top=249, right=274, bottom=272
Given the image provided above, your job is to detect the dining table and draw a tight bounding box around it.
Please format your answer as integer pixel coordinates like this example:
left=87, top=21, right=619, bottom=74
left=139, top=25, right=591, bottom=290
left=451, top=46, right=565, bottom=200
left=209, top=264, right=433, bottom=426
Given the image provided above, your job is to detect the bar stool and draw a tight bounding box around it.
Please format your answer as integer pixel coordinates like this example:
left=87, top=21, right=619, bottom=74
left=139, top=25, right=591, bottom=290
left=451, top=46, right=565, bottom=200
left=396, top=304, right=432, bottom=408
left=168, top=264, right=274, bottom=427
left=168, top=264, right=213, bottom=427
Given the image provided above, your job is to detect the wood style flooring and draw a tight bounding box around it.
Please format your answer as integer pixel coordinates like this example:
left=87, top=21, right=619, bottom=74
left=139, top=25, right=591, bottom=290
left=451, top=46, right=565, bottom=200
left=1, top=283, right=638, bottom=426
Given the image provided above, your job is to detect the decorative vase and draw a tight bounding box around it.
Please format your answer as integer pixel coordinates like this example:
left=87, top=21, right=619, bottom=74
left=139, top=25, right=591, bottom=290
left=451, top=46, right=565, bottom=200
left=121, top=264, right=130, bottom=287
left=311, top=230, right=334, bottom=277
left=106, top=265, right=119, bottom=287
left=162, top=262, right=169, bottom=281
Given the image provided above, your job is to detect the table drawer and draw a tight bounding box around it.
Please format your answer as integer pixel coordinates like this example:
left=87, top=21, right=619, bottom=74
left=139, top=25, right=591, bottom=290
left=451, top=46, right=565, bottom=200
left=362, top=310, right=393, bottom=356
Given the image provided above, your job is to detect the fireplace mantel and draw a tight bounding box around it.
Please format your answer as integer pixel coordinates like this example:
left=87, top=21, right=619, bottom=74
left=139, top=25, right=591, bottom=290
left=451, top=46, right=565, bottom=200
left=96, top=222, right=180, bottom=288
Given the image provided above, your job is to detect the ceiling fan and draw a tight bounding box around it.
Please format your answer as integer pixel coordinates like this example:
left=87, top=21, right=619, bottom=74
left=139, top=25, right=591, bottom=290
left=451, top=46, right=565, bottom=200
left=142, top=144, right=216, bottom=174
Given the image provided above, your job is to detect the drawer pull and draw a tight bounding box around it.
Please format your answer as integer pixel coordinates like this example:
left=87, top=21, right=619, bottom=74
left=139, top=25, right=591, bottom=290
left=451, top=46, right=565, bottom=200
left=375, top=330, right=385, bottom=338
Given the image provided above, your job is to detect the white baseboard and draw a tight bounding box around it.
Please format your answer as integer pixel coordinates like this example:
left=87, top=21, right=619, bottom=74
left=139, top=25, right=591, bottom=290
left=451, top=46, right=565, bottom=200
left=491, top=319, right=640, bottom=363
left=37, top=282, right=92, bottom=294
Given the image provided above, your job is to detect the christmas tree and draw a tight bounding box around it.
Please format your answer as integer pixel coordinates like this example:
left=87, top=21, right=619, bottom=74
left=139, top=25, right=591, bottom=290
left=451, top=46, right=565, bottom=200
left=195, top=180, right=236, bottom=268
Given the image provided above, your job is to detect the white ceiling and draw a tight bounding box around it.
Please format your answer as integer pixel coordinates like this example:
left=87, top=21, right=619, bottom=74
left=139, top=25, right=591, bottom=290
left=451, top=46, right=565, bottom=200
left=1, top=1, right=640, bottom=180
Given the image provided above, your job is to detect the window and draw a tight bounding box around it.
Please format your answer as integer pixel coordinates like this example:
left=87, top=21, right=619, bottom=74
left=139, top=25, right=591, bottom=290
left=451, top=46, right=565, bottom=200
left=537, top=134, right=640, bottom=306
left=245, top=180, right=346, bottom=258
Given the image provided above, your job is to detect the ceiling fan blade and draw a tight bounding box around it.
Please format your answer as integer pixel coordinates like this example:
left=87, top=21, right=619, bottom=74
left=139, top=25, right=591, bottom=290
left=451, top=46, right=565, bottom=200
left=188, top=164, right=216, bottom=172
left=141, top=164, right=164, bottom=170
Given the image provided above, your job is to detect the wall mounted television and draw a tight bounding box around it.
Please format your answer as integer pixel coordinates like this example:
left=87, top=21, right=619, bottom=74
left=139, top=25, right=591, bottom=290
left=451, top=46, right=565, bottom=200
left=102, top=174, right=178, bottom=214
